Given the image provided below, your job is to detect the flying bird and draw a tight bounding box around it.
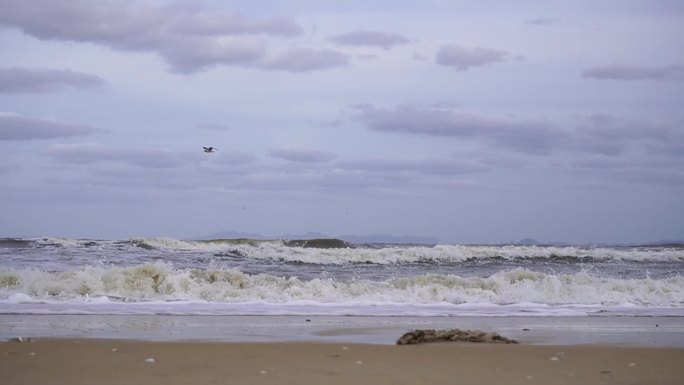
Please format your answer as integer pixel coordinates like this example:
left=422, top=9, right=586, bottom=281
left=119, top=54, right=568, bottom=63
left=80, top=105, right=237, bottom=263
left=203, top=146, right=217, bottom=153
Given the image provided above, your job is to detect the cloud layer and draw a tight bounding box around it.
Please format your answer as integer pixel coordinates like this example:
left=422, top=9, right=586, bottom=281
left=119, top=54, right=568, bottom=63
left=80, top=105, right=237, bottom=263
left=583, top=64, right=684, bottom=81
left=0, top=67, right=106, bottom=93
left=0, top=0, right=350, bottom=74
left=352, top=104, right=559, bottom=154
left=436, top=44, right=512, bottom=71
left=329, top=30, right=411, bottom=50
left=261, top=47, right=349, bottom=72
left=0, top=112, right=105, bottom=140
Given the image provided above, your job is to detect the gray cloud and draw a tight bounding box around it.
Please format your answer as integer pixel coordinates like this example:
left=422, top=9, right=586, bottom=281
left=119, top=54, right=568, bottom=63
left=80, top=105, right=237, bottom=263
left=569, top=155, right=684, bottom=187
left=195, top=151, right=484, bottom=194
left=0, top=0, right=303, bottom=41
left=574, top=114, right=671, bottom=141
left=329, top=30, right=411, bottom=50
left=261, top=47, right=350, bottom=72
left=0, top=0, right=330, bottom=74
left=169, top=10, right=303, bottom=37
left=0, top=112, right=105, bottom=140
left=436, top=44, right=512, bottom=71
left=0, top=67, right=106, bottom=93
left=160, top=37, right=267, bottom=74
left=234, top=156, right=482, bottom=194
left=269, top=147, right=337, bottom=163
left=525, top=18, right=556, bottom=26
left=570, top=113, right=672, bottom=156
left=582, top=64, right=684, bottom=81
left=352, top=104, right=682, bottom=160
left=38, top=147, right=261, bottom=195
left=352, top=104, right=560, bottom=154
left=45, top=143, right=193, bottom=169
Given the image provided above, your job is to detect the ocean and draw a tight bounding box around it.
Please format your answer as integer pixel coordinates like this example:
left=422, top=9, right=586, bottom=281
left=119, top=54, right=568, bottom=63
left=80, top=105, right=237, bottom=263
left=1, top=237, right=683, bottom=317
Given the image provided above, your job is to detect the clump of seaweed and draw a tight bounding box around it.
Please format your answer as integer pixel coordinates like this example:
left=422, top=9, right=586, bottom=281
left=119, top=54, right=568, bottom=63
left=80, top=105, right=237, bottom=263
left=397, top=328, right=518, bottom=345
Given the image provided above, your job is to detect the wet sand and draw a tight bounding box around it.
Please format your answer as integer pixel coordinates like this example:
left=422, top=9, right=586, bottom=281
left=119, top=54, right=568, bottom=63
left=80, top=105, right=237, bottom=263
left=2, top=339, right=683, bottom=385
left=2, top=314, right=683, bottom=346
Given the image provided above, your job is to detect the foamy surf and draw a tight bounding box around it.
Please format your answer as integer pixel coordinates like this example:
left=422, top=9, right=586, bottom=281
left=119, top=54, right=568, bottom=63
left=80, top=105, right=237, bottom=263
left=1, top=237, right=682, bottom=317
left=1, top=263, right=682, bottom=315
left=3, top=237, right=683, bottom=265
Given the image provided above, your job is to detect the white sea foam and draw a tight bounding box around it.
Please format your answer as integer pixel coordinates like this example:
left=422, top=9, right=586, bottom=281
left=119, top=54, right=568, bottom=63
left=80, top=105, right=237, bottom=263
left=1, top=263, right=682, bottom=309
left=33, top=237, right=99, bottom=248
left=128, top=238, right=684, bottom=264
left=8, top=237, right=681, bottom=265
left=7, top=293, right=35, bottom=303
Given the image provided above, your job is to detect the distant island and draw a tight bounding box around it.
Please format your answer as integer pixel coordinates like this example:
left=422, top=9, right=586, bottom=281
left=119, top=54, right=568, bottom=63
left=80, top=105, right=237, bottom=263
left=193, top=231, right=441, bottom=245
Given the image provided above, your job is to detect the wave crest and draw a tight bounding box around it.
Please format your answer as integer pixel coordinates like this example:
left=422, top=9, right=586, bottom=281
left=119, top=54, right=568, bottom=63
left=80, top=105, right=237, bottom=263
left=1, top=263, right=682, bottom=307
left=3, top=237, right=683, bottom=265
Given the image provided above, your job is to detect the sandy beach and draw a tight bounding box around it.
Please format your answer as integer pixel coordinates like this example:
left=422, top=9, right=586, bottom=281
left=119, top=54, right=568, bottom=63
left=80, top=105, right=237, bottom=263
left=1, top=315, right=683, bottom=384
left=2, top=339, right=683, bottom=385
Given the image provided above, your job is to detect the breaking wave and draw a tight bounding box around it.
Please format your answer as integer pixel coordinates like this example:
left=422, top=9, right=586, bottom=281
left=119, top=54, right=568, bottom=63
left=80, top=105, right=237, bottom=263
left=5, top=237, right=682, bottom=265
left=1, top=262, right=682, bottom=308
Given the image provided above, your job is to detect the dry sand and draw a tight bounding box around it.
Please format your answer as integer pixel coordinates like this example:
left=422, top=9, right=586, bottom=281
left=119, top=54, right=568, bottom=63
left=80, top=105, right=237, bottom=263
left=2, top=339, right=683, bottom=385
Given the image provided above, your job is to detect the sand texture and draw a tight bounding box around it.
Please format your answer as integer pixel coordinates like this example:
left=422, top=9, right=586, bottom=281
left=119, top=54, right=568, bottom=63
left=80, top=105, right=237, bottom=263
left=2, top=339, right=683, bottom=385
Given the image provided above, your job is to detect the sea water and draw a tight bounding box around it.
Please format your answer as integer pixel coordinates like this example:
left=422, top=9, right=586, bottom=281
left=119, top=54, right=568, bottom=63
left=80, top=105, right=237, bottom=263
left=1, top=237, right=682, bottom=317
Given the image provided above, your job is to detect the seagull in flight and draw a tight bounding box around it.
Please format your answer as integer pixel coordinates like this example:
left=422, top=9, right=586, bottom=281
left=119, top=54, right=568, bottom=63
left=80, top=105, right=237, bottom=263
left=203, top=146, right=217, bottom=153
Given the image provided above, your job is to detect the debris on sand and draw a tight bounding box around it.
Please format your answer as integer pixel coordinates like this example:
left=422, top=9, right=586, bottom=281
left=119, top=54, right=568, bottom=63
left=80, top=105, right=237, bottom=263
left=9, top=337, right=34, bottom=343
left=396, top=328, right=518, bottom=345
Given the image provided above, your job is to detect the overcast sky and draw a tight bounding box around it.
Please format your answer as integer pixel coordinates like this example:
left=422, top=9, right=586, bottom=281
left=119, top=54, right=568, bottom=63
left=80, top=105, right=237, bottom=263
left=1, top=0, right=683, bottom=243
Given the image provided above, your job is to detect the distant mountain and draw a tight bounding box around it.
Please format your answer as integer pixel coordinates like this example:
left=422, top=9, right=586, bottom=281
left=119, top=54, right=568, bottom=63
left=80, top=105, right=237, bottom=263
left=192, top=230, right=440, bottom=244
left=514, top=238, right=540, bottom=245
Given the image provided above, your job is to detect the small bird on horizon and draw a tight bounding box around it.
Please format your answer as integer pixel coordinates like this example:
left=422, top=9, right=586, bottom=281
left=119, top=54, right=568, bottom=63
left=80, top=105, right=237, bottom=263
left=203, top=146, right=217, bottom=153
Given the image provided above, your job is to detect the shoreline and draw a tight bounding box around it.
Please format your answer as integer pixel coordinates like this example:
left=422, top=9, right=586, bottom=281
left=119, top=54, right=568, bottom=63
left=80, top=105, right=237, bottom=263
left=3, top=314, right=683, bottom=384
left=2, top=314, right=683, bottom=346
